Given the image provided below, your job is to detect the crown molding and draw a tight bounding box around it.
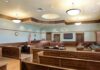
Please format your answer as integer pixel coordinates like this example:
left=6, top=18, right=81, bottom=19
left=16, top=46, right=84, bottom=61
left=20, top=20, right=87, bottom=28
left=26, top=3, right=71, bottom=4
left=0, top=14, right=100, bottom=24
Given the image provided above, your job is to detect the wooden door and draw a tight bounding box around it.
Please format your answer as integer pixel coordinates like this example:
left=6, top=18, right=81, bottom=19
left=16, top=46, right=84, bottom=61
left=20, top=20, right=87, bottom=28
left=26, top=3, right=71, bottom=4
left=46, top=32, right=52, bottom=41
left=76, top=33, right=84, bottom=43
left=54, top=34, right=60, bottom=42
left=96, top=32, right=100, bottom=44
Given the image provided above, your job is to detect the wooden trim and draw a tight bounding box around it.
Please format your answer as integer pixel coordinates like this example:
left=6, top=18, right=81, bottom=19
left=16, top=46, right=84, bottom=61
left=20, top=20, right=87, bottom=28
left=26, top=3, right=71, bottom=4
left=1, top=14, right=100, bottom=24
left=95, top=31, right=97, bottom=43
left=46, top=32, right=52, bottom=41
left=65, top=19, right=100, bottom=25
left=0, top=42, right=26, bottom=46
left=0, top=14, right=16, bottom=20
left=76, top=33, right=84, bottom=43
left=63, top=41, right=77, bottom=46
left=21, top=61, right=74, bottom=70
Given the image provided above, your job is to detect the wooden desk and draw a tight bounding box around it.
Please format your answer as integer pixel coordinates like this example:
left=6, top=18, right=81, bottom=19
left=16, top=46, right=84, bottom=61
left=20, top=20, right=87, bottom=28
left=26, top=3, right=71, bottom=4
left=0, top=59, right=7, bottom=70
left=0, top=57, right=20, bottom=70
left=0, top=64, right=7, bottom=70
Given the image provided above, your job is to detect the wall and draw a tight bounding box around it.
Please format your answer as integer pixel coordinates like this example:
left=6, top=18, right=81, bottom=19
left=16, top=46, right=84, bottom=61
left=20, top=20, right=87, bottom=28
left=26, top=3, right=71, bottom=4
left=0, top=18, right=41, bottom=44
left=84, top=32, right=96, bottom=41
left=51, top=32, right=76, bottom=42
left=41, top=32, right=96, bottom=42
left=40, top=23, right=100, bottom=42
left=0, top=18, right=100, bottom=43
left=31, top=32, right=42, bottom=40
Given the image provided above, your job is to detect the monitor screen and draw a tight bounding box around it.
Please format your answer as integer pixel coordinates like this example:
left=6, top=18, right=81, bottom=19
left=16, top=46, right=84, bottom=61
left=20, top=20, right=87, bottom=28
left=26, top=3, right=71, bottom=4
left=64, top=33, right=73, bottom=39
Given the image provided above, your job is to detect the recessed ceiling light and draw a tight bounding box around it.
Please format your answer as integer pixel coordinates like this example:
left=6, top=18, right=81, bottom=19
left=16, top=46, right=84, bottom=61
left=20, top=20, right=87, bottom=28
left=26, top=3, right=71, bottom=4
left=75, top=22, right=82, bottom=25
left=66, top=9, right=81, bottom=16
left=37, top=8, right=44, bottom=12
left=5, top=0, right=8, bottom=3
left=42, top=14, right=60, bottom=19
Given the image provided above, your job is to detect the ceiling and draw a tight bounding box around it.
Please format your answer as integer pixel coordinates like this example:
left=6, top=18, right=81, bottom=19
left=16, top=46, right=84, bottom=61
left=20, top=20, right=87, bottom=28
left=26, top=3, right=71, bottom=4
left=0, top=0, right=100, bottom=24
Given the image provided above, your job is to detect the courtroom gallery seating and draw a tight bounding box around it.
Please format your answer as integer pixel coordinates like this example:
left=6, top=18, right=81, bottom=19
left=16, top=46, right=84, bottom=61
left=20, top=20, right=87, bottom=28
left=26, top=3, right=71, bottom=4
left=30, top=48, right=100, bottom=70
left=1, top=41, right=100, bottom=70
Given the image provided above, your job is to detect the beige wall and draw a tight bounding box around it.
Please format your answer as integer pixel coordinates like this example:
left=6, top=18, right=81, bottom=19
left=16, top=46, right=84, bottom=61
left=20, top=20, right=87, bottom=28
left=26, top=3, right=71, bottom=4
left=84, top=32, right=96, bottom=41
left=41, top=23, right=100, bottom=41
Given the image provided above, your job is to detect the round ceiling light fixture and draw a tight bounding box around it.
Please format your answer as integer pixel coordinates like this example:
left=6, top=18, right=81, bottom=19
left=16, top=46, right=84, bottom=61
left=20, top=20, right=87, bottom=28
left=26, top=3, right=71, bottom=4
left=5, top=0, right=9, bottom=3
left=12, top=19, right=21, bottom=23
left=12, top=13, right=21, bottom=23
left=75, top=22, right=82, bottom=25
left=66, top=9, right=81, bottom=16
left=42, top=14, right=60, bottom=19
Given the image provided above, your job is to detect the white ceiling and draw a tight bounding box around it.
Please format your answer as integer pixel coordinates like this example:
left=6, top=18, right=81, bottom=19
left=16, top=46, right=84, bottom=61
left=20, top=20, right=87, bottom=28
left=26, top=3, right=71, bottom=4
left=0, top=0, right=100, bottom=22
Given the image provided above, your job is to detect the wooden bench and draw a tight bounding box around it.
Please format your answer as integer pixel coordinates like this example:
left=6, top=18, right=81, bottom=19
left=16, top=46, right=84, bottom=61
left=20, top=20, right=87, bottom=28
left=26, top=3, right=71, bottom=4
left=44, top=50, right=100, bottom=61
left=32, top=48, right=100, bottom=70
left=39, top=55, right=100, bottom=70
left=21, top=60, right=76, bottom=70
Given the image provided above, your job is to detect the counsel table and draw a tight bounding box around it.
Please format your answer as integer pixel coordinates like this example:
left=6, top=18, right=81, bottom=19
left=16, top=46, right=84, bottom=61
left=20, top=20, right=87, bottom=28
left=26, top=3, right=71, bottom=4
left=0, top=58, right=7, bottom=70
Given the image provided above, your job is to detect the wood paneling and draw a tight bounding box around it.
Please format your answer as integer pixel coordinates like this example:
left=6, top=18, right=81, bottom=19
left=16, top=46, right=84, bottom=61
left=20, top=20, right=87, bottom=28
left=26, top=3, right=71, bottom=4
left=96, top=32, right=100, bottom=44
left=21, top=61, right=66, bottom=70
left=54, top=34, right=60, bottom=42
left=43, top=50, right=100, bottom=61
left=31, top=48, right=100, bottom=70
left=63, top=41, right=77, bottom=46
left=61, top=58, right=87, bottom=69
left=2, top=46, right=21, bottom=59
left=44, top=50, right=60, bottom=57
left=0, top=41, right=40, bottom=47
left=46, top=32, right=52, bottom=41
left=76, top=33, right=84, bottom=43
left=39, top=54, right=100, bottom=70
left=39, top=56, right=59, bottom=66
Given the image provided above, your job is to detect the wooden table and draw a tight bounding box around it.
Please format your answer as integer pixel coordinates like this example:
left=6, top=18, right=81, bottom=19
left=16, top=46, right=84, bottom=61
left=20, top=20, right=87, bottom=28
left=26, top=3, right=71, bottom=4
left=0, top=61, right=7, bottom=70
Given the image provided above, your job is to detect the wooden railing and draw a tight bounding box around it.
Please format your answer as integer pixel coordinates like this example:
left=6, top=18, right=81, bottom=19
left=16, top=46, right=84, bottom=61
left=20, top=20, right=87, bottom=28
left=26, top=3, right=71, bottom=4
left=39, top=55, right=100, bottom=70
left=1, top=46, right=21, bottom=59
left=32, top=48, right=100, bottom=70
left=44, top=50, right=100, bottom=61
left=21, top=60, right=76, bottom=70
